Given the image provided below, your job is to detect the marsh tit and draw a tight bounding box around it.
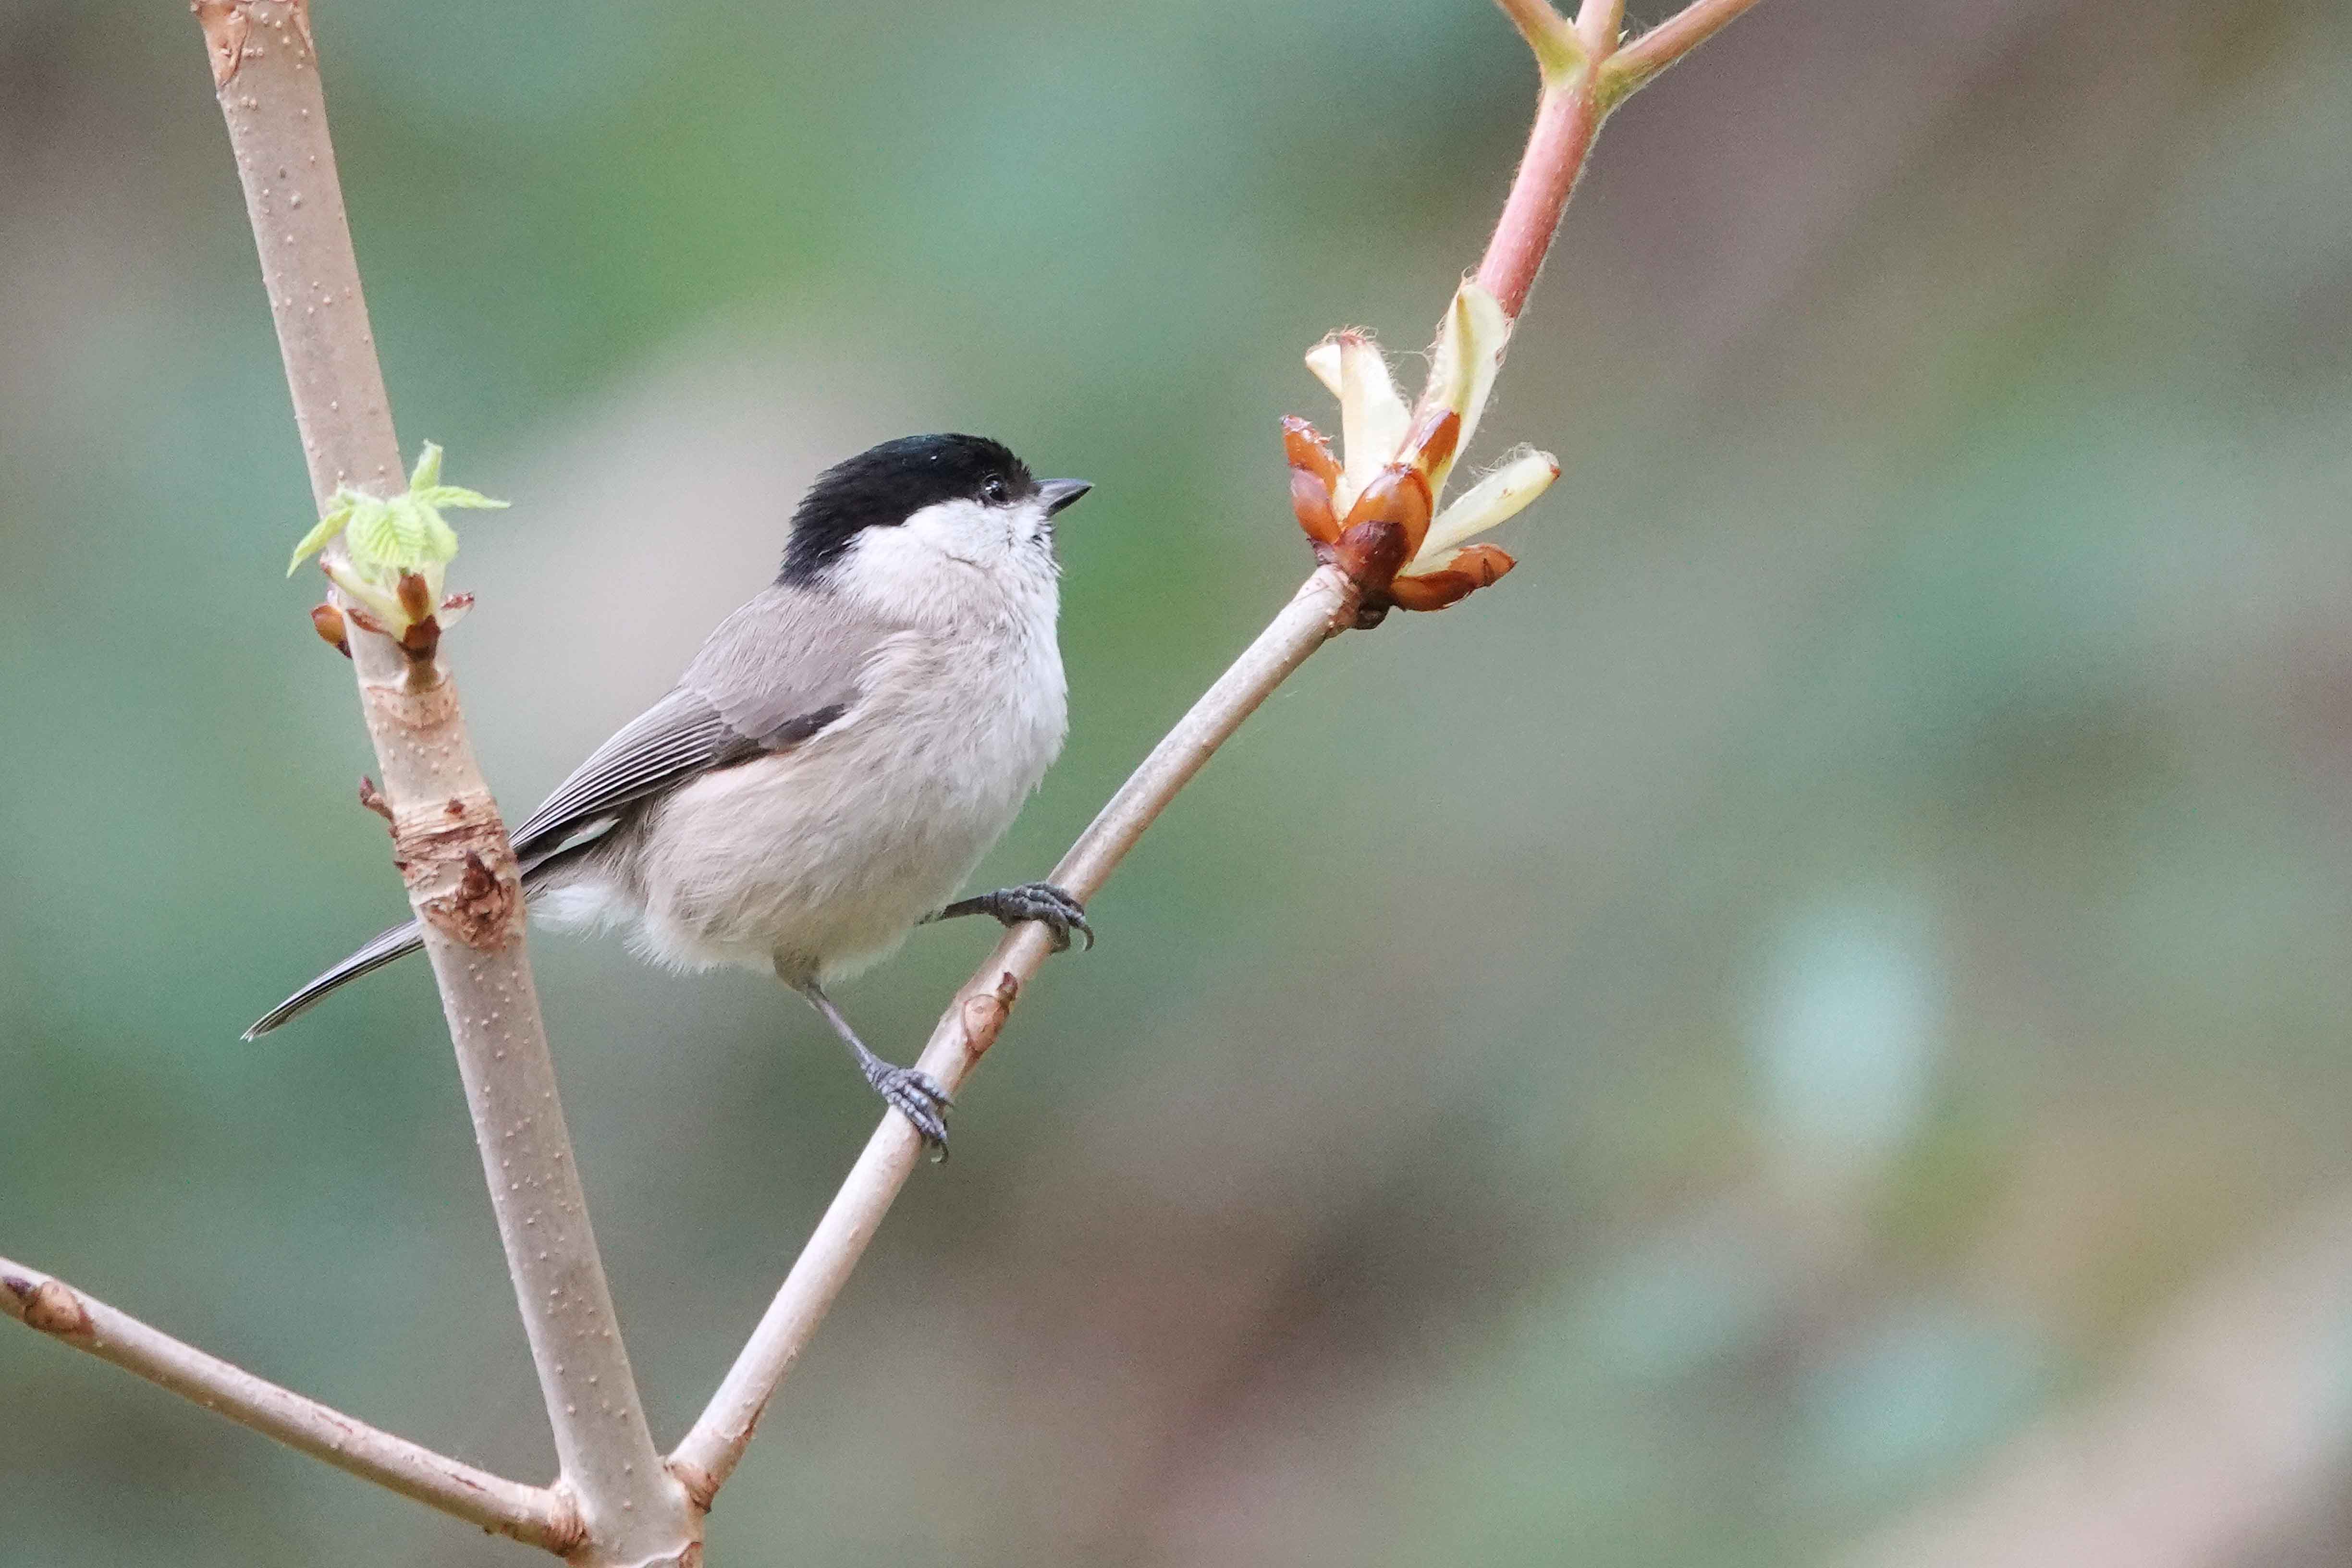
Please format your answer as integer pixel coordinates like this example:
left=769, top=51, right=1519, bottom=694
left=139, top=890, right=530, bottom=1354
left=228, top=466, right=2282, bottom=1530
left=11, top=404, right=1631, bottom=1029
left=248, top=433, right=1096, bottom=1152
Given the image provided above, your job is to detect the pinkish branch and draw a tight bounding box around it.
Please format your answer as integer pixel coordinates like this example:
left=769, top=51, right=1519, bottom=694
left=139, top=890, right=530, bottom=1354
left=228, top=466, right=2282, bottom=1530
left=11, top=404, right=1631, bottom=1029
left=1475, top=74, right=1609, bottom=321
left=1608, top=0, right=1767, bottom=90
left=1478, top=0, right=1768, bottom=320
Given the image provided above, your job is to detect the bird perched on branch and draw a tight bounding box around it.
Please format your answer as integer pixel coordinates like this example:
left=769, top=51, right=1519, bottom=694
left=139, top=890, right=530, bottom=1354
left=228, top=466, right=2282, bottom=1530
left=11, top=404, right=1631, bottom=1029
left=249, top=433, right=1096, bottom=1153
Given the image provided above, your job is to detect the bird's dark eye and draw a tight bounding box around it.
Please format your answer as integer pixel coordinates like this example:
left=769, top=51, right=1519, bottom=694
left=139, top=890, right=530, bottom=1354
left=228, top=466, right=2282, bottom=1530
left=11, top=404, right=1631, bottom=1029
left=980, top=474, right=1008, bottom=504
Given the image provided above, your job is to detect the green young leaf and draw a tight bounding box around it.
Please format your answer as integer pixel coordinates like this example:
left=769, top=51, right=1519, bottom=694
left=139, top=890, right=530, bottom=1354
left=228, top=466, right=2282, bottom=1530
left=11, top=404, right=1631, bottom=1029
left=284, top=442, right=507, bottom=613
left=345, top=495, right=445, bottom=571
left=413, top=485, right=511, bottom=512
left=286, top=500, right=355, bottom=576
left=339, top=496, right=398, bottom=567
left=410, top=498, right=463, bottom=563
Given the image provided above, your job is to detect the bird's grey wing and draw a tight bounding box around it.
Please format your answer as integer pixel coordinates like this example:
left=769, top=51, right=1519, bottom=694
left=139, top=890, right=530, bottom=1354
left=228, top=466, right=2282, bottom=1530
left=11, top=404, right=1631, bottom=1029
left=677, top=580, right=903, bottom=740
left=506, top=687, right=753, bottom=863
left=507, top=585, right=897, bottom=863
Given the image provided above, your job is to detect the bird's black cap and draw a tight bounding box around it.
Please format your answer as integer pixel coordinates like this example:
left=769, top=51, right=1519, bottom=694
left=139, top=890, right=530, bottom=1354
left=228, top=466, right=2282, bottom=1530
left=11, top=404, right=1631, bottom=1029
left=780, top=433, right=1036, bottom=583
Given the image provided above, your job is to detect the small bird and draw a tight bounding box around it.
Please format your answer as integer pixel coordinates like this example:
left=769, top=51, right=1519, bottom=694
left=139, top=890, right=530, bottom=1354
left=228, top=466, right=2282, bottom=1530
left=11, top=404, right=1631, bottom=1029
left=248, top=433, right=1096, bottom=1152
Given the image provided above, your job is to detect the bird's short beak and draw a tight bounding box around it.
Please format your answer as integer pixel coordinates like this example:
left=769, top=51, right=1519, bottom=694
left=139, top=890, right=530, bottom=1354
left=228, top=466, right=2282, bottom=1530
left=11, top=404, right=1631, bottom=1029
left=1039, top=478, right=1093, bottom=516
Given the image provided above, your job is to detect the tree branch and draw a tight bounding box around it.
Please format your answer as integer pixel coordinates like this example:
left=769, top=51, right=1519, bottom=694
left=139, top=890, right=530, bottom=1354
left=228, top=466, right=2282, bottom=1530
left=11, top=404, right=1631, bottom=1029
left=1576, top=0, right=1629, bottom=57
left=20, top=0, right=1783, bottom=1553
left=1495, top=0, right=1586, bottom=80
left=1605, top=0, right=1766, bottom=95
left=0, top=1257, right=580, bottom=1551
left=673, top=0, right=1776, bottom=1507
left=1475, top=73, right=1609, bottom=321
left=1479, top=0, right=1767, bottom=320
left=668, top=566, right=1360, bottom=1500
left=187, top=5, right=692, bottom=1561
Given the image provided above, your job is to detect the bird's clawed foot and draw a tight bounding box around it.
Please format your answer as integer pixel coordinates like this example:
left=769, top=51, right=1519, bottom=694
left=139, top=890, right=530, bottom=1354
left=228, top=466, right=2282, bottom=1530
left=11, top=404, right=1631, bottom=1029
left=934, top=881, right=1094, bottom=953
left=865, top=1060, right=956, bottom=1158
left=797, top=978, right=958, bottom=1159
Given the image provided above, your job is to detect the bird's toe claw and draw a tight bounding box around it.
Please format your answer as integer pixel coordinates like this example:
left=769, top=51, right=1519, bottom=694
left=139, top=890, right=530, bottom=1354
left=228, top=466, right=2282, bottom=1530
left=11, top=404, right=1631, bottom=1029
left=870, top=1064, right=955, bottom=1157
left=1000, top=881, right=1093, bottom=953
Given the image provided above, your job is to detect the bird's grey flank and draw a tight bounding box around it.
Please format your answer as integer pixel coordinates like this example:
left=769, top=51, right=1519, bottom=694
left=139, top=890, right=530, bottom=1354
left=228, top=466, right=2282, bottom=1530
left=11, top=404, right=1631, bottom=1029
left=248, top=433, right=1097, bottom=1153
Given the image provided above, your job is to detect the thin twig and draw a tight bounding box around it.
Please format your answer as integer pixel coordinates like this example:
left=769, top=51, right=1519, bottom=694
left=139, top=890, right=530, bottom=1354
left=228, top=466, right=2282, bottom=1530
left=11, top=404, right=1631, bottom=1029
left=1606, top=0, right=1766, bottom=93
left=1495, top=0, right=1585, bottom=79
left=1576, top=0, right=1629, bottom=57
left=668, top=566, right=1359, bottom=1499
left=1476, top=0, right=1617, bottom=321
left=1475, top=75, right=1609, bottom=321
left=673, top=0, right=1776, bottom=1508
left=1478, top=0, right=1767, bottom=319
left=189, top=5, right=692, bottom=1561
left=0, top=1257, right=580, bottom=1550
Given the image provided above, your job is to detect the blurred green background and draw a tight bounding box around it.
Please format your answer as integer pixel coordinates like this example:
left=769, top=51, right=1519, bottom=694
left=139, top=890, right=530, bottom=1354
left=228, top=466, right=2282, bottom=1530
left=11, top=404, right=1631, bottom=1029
left=7, top=0, right=2352, bottom=1563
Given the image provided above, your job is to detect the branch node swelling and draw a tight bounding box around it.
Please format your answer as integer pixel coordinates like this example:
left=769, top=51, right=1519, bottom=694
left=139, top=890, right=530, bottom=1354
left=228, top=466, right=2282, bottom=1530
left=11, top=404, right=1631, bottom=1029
left=4, top=1273, right=94, bottom=1338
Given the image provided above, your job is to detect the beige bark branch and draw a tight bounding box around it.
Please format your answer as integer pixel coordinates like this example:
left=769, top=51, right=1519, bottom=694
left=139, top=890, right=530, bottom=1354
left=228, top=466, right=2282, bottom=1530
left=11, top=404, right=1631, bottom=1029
left=668, top=566, right=1360, bottom=1500
left=185, top=5, right=693, bottom=1562
left=0, top=1256, right=581, bottom=1551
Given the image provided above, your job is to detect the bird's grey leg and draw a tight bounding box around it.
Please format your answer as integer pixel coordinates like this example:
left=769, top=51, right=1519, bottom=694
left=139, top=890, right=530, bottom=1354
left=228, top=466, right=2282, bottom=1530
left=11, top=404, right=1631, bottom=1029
left=926, top=881, right=1093, bottom=952
left=794, top=979, right=955, bottom=1157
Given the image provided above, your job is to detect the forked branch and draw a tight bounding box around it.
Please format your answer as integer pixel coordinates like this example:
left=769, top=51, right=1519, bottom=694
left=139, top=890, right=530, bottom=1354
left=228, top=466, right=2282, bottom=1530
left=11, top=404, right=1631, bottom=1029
left=4, top=0, right=1770, bottom=1558
left=671, top=0, right=1770, bottom=1506
left=1481, top=0, right=1765, bottom=318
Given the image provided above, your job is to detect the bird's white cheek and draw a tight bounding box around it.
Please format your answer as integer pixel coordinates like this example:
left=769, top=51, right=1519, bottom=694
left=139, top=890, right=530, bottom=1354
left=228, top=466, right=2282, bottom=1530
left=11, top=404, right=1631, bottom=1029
left=835, top=518, right=1049, bottom=633
left=908, top=498, right=1005, bottom=564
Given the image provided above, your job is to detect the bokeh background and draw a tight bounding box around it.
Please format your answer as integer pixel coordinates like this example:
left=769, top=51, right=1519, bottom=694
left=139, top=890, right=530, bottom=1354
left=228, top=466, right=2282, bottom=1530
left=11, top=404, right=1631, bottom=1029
left=6, top=0, right=2352, bottom=1562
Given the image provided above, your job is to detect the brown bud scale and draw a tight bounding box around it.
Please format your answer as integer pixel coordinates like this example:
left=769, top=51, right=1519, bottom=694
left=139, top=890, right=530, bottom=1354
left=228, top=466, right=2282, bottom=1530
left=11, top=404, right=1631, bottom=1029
left=311, top=601, right=351, bottom=657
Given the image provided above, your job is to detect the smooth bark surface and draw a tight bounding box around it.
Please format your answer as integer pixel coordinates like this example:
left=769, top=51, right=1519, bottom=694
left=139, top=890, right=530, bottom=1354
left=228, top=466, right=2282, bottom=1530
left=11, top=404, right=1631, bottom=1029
left=0, top=1256, right=580, bottom=1550
left=194, top=5, right=693, bottom=1561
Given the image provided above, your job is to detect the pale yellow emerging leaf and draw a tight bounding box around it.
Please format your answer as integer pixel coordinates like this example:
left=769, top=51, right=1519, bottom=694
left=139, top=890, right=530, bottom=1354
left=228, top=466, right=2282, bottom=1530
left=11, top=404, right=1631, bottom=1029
left=1303, top=339, right=1346, bottom=400
left=413, top=486, right=508, bottom=513
left=322, top=556, right=410, bottom=627
left=1408, top=447, right=1559, bottom=573
left=1305, top=331, right=1410, bottom=517
left=1298, top=279, right=1553, bottom=590
left=1421, top=281, right=1511, bottom=497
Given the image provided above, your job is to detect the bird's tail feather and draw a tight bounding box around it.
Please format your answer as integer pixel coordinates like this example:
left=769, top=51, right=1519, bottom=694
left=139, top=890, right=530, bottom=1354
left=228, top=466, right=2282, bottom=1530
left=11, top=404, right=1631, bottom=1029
left=243, top=919, right=425, bottom=1039
left=242, top=835, right=606, bottom=1040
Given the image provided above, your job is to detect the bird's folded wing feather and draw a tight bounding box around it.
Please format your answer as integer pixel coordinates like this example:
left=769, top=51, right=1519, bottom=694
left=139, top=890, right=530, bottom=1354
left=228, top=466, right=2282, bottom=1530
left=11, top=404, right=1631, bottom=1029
left=507, top=585, right=898, bottom=863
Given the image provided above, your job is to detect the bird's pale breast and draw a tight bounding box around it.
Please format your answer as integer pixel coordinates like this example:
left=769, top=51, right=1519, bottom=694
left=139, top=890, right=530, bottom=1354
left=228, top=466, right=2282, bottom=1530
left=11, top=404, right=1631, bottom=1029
left=575, top=618, right=1067, bottom=986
